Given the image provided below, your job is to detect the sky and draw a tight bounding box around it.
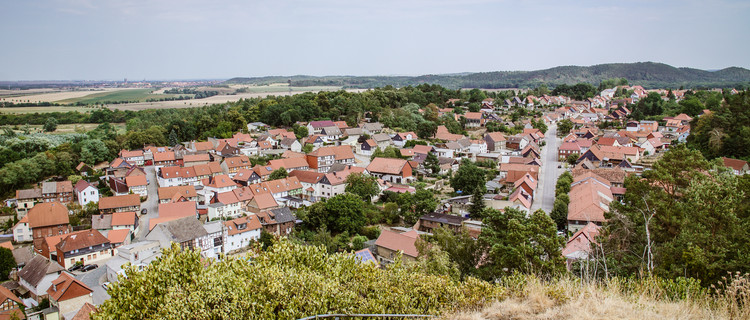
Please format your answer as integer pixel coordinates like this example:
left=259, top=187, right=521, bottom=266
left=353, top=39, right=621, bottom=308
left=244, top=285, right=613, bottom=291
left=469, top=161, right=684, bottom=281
left=1, top=0, right=749, bottom=81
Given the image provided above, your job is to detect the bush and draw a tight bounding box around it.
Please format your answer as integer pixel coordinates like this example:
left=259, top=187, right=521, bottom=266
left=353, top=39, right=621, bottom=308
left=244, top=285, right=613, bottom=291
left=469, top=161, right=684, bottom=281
left=359, top=225, right=381, bottom=240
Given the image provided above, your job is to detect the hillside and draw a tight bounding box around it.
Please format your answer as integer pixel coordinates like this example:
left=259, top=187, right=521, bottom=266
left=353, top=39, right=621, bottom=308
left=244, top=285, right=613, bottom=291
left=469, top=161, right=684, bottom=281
left=226, top=62, right=750, bottom=89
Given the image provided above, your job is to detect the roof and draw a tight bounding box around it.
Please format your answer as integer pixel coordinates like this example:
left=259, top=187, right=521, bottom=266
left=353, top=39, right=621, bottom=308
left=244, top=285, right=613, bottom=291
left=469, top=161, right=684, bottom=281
left=193, top=141, right=214, bottom=151
left=119, top=150, right=143, bottom=158
left=307, top=145, right=355, bottom=160
left=91, top=214, right=112, bottom=230
left=562, top=223, right=602, bottom=258
left=223, top=155, right=251, bottom=169
left=309, top=120, right=335, bottom=128
left=288, top=170, right=325, bottom=184
left=27, top=202, right=69, bottom=228
left=151, top=216, right=208, bottom=243
left=151, top=201, right=197, bottom=230
left=251, top=193, right=278, bottom=210
left=47, top=272, right=93, bottom=302
left=375, top=229, right=419, bottom=258
left=71, top=302, right=97, bottom=320
left=224, top=215, right=263, bottom=236
left=153, top=151, right=176, bottom=162
left=183, top=153, right=210, bottom=162
left=157, top=185, right=197, bottom=200
left=107, top=229, right=131, bottom=244
left=74, top=180, right=94, bottom=193
left=17, top=255, right=64, bottom=287
left=419, top=212, right=468, bottom=226
left=367, top=157, right=409, bottom=175
left=412, top=144, right=434, bottom=155
left=722, top=157, right=748, bottom=171
left=354, top=248, right=377, bottom=264
left=0, top=284, right=22, bottom=307
left=125, top=175, right=147, bottom=187
left=205, top=174, right=237, bottom=189
left=56, top=229, right=109, bottom=252
left=111, top=211, right=137, bottom=226
left=99, top=194, right=140, bottom=210
left=269, top=157, right=309, bottom=171
left=15, top=188, right=41, bottom=200
left=567, top=179, right=613, bottom=223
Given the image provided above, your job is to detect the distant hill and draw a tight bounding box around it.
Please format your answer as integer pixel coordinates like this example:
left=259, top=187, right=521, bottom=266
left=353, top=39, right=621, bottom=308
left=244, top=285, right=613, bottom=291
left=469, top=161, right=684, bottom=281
left=226, top=62, right=750, bottom=89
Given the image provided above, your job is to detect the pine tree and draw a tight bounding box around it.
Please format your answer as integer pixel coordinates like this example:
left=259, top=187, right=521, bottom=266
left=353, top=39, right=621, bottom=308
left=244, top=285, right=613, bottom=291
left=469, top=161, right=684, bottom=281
left=469, top=188, right=485, bottom=219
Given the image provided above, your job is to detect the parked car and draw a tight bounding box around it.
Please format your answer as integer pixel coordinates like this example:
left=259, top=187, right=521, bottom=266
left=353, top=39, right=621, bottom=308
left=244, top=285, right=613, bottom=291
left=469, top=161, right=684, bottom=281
left=141, top=208, right=147, bottom=215
left=68, top=264, right=84, bottom=272
left=81, top=264, right=99, bottom=272
left=102, top=282, right=110, bottom=290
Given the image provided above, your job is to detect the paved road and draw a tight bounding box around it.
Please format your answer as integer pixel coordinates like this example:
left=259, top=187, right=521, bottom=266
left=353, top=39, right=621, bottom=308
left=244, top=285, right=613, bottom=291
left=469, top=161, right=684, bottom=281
left=75, top=266, right=110, bottom=305
left=531, top=124, right=564, bottom=213
left=136, top=165, right=160, bottom=240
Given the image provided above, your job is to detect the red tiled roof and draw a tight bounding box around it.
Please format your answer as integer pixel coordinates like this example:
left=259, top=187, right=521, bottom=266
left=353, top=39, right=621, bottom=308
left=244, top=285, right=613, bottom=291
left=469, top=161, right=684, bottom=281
left=125, top=175, right=147, bottom=187
left=47, top=272, right=92, bottom=302
left=27, top=202, right=69, bottom=228
left=107, top=229, right=130, bottom=244
left=367, top=158, right=409, bottom=176
left=99, top=194, right=140, bottom=210
left=111, top=211, right=136, bottom=226
left=375, top=229, right=419, bottom=258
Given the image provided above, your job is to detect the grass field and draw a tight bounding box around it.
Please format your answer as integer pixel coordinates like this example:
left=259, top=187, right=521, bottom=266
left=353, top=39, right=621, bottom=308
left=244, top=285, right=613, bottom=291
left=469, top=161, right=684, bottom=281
left=8, top=123, right=127, bottom=135
left=0, top=105, right=100, bottom=114
left=56, top=89, right=186, bottom=105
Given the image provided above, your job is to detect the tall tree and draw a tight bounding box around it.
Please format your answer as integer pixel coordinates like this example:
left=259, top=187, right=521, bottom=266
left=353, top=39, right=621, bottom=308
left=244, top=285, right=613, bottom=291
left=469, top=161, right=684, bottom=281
left=450, top=161, right=486, bottom=195
left=344, top=173, right=379, bottom=202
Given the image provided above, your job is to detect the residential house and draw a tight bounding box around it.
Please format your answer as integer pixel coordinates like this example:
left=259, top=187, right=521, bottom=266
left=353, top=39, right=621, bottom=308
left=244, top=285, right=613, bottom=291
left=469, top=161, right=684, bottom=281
left=74, top=180, right=99, bottom=207
left=157, top=185, right=198, bottom=204
left=148, top=201, right=198, bottom=231
left=207, top=191, right=244, bottom=221
left=0, top=284, right=24, bottom=320
left=372, top=133, right=392, bottom=150
left=221, top=155, right=252, bottom=177
left=374, top=229, right=419, bottom=264
left=514, top=173, right=538, bottom=197
left=107, top=229, right=132, bottom=248
left=231, top=168, right=262, bottom=186
left=279, top=137, right=302, bottom=152
left=462, top=112, right=484, bottom=128
left=567, top=176, right=613, bottom=232
left=469, top=139, right=488, bottom=154
left=256, top=207, right=296, bottom=236
left=359, top=139, right=377, bottom=155
left=367, top=158, right=413, bottom=184
left=183, top=154, right=211, bottom=167
left=505, top=136, right=529, bottom=150
left=119, top=150, right=144, bottom=166
left=562, top=222, right=602, bottom=269
left=41, top=181, right=74, bottom=203
left=269, top=157, right=310, bottom=173
left=307, top=120, right=336, bottom=135
left=288, top=170, right=325, bottom=201
left=360, top=122, right=383, bottom=135
left=17, top=255, right=65, bottom=302
left=499, top=163, right=540, bottom=184
left=722, top=157, right=749, bottom=175
left=246, top=193, right=279, bottom=214
left=304, top=135, right=325, bottom=148
left=146, top=216, right=220, bottom=259
left=55, top=229, right=113, bottom=269
left=391, top=132, right=417, bottom=147
left=111, top=211, right=138, bottom=233
left=153, top=151, right=177, bottom=167
left=223, top=215, right=262, bottom=253
left=320, top=126, right=343, bottom=142
left=318, top=166, right=366, bottom=200
left=416, top=212, right=468, bottom=234
left=306, top=145, right=355, bottom=173
left=14, top=202, right=70, bottom=246
left=46, top=272, right=93, bottom=318
left=124, top=175, right=148, bottom=197
left=558, top=141, right=582, bottom=160
left=14, top=188, right=42, bottom=217
left=344, top=128, right=364, bottom=138
left=98, top=194, right=140, bottom=214
left=246, top=122, right=268, bottom=132
left=201, top=174, right=239, bottom=200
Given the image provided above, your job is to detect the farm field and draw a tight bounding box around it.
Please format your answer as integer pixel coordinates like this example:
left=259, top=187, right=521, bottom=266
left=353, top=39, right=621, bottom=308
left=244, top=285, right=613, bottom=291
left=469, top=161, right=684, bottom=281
left=0, top=105, right=100, bottom=114
left=6, top=123, right=127, bottom=135
left=56, top=88, right=186, bottom=105
left=0, top=88, right=135, bottom=103
left=108, top=87, right=365, bottom=111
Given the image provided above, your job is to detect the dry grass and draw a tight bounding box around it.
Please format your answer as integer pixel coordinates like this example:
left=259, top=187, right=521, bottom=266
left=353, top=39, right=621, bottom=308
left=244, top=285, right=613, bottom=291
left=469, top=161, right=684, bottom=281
left=0, top=88, right=135, bottom=103
left=446, top=275, right=750, bottom=320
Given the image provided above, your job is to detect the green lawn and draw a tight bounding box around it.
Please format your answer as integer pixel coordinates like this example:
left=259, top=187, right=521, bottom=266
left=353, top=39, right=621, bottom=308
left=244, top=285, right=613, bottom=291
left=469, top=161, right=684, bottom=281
left=57, top=89, right=187, bottom=105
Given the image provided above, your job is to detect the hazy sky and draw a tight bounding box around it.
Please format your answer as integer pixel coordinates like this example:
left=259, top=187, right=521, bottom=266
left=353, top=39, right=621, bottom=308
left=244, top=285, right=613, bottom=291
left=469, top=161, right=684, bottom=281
left=1, top=0, right=748, bottom=80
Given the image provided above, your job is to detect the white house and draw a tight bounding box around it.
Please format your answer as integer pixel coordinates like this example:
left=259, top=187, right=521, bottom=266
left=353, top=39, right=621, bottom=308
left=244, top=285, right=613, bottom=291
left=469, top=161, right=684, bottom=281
left=223, top=215, right=262, bottom=253
left=105, top=241, right=161, bottom=283
left=207, top=191, right=244, bottom=221
left=74, top=180, right=99, bottom=206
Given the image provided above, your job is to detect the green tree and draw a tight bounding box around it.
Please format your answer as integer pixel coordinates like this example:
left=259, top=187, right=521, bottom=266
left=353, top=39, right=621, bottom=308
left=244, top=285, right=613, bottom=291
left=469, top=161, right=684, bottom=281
left=43, top=117, right=58, bottom=132
left=167, top=129, right=179, bottom=146
left=416, top=121, right=438, bottom=139
left=550, top=198, right=568, bottom=231
left=80, top=139, right=110, bottom=165
left=450, top=161, right=486, bottom=195
left=269, top=168, right=288, bottom=180
left=557, top=119, right=573, bottom=136
left=344, top=173, right=379, bottom=202
left=306, top=193, right=366, bottom=234
left=468, top=188, right=485, bottom=219
left=0, top=247, right=15, bottom=281
left=292, top=124, right=309, bottom=139
left=94, top=240, right=500, bottom=320
left=566, top=153, right=579, bottom=166
left=478, top=208, right=565, bottom=280
left=424, top=152, right=440, bottom=176
left=302, top=144, right=313, bottom=153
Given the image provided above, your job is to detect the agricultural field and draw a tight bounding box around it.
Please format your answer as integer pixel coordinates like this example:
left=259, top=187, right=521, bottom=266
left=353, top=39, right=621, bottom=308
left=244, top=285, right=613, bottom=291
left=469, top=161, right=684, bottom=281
left=56, top=88, right=187, bottom=105
left=5, top=122, right=127, bottom=135
left=0, top=88, right=132, bottom=103
left=0, top=105, right=99, bottom=114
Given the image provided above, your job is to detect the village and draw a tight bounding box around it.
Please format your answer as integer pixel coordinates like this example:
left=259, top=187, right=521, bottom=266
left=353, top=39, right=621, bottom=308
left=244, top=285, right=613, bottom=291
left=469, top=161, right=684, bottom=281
left=0, top=85, right=748, bottom=320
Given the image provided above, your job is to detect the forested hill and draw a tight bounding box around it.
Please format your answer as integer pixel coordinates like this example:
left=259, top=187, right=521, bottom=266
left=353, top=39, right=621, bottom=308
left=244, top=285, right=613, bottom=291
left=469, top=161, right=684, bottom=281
left=226, top=62, right=750, bottom=89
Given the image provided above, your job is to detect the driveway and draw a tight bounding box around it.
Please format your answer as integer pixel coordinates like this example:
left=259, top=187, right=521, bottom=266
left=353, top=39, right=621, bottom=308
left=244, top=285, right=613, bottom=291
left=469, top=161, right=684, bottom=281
left=75, top=266, right=110, bottom=305
left=531, top=124, right=564, bottom=213
left=136, top=165, right=160, bottom=240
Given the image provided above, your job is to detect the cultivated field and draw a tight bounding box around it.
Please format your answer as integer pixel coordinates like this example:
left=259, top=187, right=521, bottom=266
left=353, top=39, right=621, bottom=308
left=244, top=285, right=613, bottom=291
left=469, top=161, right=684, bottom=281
left=5, top=123, right=127, bottom=135
left=0, top=88, right=138, bottom=103
left=108, top=87, right=366, bottom=111
left=0, top=105, right=100, bottom=114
